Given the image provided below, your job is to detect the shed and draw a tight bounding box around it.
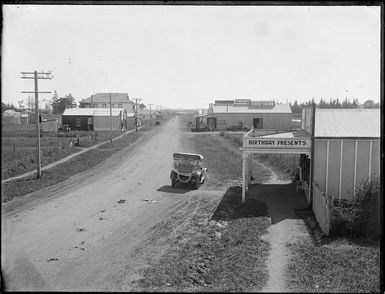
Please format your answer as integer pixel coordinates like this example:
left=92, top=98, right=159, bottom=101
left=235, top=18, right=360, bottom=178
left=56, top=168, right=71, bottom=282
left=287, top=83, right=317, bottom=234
left=310, top=109, right=380, bottom=200
left=303, top=108, right=380, bottom=234
left=93, top=108, right=127, bottom=131
left=20, top=114, right=29, bottom=125
left=126, top=113, right=136, bottom=129
left=62, top=108, right=94, bottom=131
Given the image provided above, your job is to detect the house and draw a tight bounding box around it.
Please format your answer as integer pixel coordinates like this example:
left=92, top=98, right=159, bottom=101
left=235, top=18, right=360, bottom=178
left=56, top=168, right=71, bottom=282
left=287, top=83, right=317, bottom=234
left=208, top=99, right=292, bottom=132
left=79, top=93, right=134, bottom=113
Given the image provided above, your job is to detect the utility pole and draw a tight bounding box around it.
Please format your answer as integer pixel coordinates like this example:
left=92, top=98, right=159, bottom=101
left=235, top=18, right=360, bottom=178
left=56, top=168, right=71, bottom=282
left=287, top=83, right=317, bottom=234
left=148, top=103, right=153, bottom=126
left=109, top=93, right=112, bottom=142
left=134, top=98, right=142, bottom=132
left=21, top=71, right=53, bottom=179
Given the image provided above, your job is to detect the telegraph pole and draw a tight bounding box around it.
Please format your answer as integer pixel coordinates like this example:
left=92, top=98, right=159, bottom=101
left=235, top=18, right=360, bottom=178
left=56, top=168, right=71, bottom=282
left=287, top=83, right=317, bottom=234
left=148, top=103, right=153, bottom=127
left=21, top=71, right=53, bottom=179
left=110, top=93, right=112, bottom=142
left=134, top=98, right=142, bottom=132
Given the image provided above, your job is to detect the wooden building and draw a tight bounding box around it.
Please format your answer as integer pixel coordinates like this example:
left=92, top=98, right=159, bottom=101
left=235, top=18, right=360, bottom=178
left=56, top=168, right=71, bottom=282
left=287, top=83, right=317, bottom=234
left=79, top=93, right=134, bottom=114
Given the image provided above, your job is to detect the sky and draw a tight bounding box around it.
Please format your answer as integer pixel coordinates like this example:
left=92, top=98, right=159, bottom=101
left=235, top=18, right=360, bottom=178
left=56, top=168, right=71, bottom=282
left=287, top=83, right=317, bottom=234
left=2, top=5, right=381, bottom=109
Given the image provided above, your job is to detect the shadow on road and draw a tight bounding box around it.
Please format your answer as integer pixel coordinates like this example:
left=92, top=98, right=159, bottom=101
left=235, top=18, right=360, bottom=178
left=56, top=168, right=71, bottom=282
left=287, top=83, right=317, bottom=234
left=211, top=183, right=309, bottom=224
left=157, top=185, right=195, bottom=194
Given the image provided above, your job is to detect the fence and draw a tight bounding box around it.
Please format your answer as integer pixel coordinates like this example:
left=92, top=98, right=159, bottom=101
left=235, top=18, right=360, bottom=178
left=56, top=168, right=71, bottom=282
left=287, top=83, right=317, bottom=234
left=312, top=181, right=333, bottom=235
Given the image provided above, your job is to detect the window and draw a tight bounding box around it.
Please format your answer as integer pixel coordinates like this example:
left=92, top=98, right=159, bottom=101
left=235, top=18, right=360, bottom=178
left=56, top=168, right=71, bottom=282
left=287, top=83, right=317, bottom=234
left=111, top=104, right=114, bottom=108
left=76, top=118, right=81, bottom=127
left=102, top=104, right=106, bottom=108
left=118, top=104, right=122, bottom=108
left=94, top=104, right=98, bottom=108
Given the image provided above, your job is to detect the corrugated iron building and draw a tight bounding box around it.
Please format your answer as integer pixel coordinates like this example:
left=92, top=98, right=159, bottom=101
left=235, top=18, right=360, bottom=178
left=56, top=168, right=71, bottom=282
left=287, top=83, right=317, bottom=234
left=93, top=109, right=127, bottom=131
left=211, top=100, right=292, bottom=131
left=62, top=108, right=94, bottom=131
left=311, top=108, right=380, bottom=201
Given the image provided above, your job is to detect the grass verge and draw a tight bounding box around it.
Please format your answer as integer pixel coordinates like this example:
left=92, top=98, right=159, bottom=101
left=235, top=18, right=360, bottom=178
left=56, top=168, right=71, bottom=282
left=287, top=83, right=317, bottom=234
left=1, top=124, right=133, bottom=180
left=287, top=238, right=380, bottom=293
left=133, top=192, right=270, bottom=292
left=1, top=131, right=142, bottom=203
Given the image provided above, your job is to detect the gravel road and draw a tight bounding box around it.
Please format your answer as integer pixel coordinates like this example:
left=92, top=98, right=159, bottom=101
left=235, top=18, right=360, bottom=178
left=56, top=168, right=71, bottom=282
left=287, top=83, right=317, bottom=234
left=1, top=116, right=191, bottom=291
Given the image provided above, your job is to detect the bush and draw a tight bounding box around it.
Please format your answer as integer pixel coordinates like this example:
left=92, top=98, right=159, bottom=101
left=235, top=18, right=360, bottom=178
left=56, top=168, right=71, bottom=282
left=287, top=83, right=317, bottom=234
left=331, top=177, right=380, bottom=240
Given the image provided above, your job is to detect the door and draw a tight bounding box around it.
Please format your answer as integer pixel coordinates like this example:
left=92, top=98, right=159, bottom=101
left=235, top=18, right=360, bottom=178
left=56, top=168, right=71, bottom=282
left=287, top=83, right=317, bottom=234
left=253, top=118, right=263, bottom=129
left=207, top=117, right=216, bottom=130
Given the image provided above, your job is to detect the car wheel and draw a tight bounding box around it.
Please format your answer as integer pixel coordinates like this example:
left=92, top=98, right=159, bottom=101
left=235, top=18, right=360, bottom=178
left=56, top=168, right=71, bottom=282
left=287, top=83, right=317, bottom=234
left=194, top=179, right=200, bottom=190
left=171, top=179, right=176, bottom=188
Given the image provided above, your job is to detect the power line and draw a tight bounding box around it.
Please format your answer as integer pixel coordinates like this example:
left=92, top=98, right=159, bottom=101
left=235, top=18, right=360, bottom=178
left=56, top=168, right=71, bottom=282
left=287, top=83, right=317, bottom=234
left=20, top=70, right=53, bottom=179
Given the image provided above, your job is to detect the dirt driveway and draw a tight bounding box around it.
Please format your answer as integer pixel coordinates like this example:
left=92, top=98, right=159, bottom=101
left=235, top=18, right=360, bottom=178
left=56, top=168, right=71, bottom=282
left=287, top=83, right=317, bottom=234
left=1, top=116, right=194, bottom=291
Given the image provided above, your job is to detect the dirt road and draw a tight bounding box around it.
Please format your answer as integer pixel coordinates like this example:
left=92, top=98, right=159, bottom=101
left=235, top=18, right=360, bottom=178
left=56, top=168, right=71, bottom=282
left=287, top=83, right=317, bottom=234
left=1, top=116, right=191, bottom=291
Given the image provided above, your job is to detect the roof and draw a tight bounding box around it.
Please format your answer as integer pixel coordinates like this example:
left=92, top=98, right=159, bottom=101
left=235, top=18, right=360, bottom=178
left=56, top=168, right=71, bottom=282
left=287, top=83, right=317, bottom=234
left=62, top=108, right=95, bottom=116
left=93, top=108, right=125, bottom=116
left=80, top=93, right=133, bottom=104
left=214, top=100, right=235, bottom=105
left=253, top=129, right=310, bottom=138
left=212, top=103, right=292, bottom=114
left=173, top=152, right=203, bottom=160
left=62, top=108, right=125, bottom=116
left=314, top=109, right=380, bottom=138
left=3, top=110, right=21, bottom=116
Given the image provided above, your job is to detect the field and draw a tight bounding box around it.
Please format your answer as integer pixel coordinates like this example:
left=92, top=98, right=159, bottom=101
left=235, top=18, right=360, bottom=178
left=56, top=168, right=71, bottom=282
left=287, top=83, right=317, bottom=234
left=1, top=124, right=133, bottom=180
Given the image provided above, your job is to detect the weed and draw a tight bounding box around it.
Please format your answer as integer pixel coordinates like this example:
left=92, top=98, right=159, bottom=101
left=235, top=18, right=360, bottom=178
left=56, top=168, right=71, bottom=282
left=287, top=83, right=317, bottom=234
left=331, top=177, right=381, bottom=240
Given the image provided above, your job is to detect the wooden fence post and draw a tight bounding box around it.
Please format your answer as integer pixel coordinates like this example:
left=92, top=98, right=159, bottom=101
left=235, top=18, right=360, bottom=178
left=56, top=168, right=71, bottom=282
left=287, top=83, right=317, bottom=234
left=325, top=193, right=333, bottom=235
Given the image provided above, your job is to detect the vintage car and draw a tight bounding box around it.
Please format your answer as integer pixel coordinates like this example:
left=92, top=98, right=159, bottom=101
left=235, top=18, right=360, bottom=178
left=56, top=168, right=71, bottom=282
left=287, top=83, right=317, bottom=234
left=170, top=152, right=207, bottom=189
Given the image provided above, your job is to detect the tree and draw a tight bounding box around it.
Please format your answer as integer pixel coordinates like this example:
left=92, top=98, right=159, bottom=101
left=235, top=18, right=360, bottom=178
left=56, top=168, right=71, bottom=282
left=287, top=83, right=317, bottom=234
left=51, top=92, right=76, bottom=114
left=1, top=102, right=18, bottom=113
left=290, top=100, right=301, bottom=114
left=362, top=100, right=378, bottom=108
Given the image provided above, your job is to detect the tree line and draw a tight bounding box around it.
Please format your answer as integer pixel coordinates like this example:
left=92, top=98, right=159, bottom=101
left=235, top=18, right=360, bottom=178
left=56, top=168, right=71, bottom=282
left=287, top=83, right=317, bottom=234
left=290, top=98, right=380, bottom=114
left=2, top=92, right=76, bottom=115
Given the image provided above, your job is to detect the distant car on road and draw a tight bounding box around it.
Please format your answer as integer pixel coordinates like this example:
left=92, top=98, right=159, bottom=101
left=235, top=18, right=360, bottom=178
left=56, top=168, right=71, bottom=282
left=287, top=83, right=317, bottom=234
left=155, top=121, right=160, bottom=126
left=170, top=152, right=207, bottom=189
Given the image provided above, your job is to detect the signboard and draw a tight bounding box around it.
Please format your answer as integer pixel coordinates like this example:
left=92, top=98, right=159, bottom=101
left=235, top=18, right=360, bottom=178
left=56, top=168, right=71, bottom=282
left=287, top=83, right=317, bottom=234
left=245, top=137, right=311, bottom=149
